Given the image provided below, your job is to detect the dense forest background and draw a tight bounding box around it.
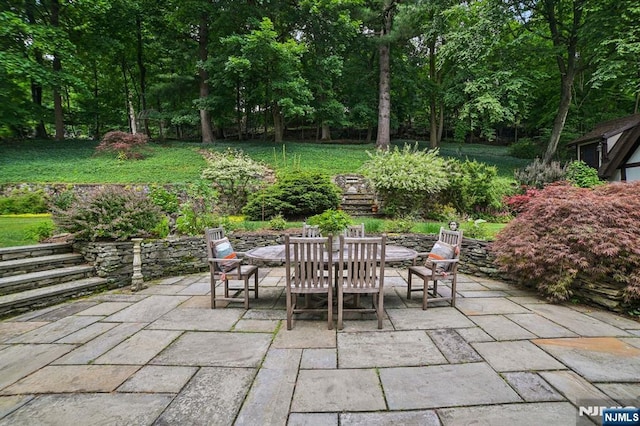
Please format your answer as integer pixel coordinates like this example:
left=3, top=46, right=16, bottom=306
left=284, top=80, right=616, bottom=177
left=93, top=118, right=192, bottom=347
left=1, top=0, right=638, bottom=160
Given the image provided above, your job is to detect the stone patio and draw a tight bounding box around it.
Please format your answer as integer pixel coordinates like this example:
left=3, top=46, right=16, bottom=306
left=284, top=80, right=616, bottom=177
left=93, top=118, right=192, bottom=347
left=0, top=267, right=638, bottom=425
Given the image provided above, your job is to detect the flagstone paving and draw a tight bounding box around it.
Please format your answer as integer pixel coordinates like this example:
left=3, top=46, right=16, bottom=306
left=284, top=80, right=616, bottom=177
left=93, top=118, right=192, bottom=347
left=0, top=267, right=638, bottom=425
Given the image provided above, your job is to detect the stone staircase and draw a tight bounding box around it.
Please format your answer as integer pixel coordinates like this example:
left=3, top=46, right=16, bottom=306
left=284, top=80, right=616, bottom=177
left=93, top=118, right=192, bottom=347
left=334, top=174, right=381, bottom=217
left=0, top=242, right=108, bottom=317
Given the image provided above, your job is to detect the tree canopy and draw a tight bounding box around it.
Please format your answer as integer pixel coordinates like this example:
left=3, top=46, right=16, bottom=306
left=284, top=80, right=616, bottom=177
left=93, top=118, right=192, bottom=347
left=1, top=0, right=637, bottom=159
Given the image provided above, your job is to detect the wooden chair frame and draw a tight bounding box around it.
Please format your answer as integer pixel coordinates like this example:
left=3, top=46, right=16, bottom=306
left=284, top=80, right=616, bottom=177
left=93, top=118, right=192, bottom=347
left=337, top=234, right=386, bottom=329
left=205, top=228, right=259, bottom=309
left=407, top=227, right=463, bottom=309
left=285, top=234, right=333, bottom=330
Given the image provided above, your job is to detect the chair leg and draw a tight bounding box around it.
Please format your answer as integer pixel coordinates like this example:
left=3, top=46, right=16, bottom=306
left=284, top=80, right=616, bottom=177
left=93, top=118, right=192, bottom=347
left=433, top=280, right=438, bottom=297
left=422, top=277, right=429, bottom=310
left=337, top=289, right=344, bottom=330
left=211, top=279, right=216, bottom=309
left=254, top=271, right=259, bottom=299
left=286, top=290, right=292, bottom=330
left=243, top=277, right=249, bottom=309
left=451, top=276, right=457, bottom=307
left=407, top=270, right=413, bottom=299
left=327, top=289, right=333, bottom=330
left=377, top=292, right=384, bottom=329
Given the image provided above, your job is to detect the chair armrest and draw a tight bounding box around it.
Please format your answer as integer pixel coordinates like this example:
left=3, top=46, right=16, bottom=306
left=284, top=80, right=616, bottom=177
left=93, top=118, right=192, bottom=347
left=413, top=252, right=431, bottom=266
left=208, top=257, right=244, bottom=279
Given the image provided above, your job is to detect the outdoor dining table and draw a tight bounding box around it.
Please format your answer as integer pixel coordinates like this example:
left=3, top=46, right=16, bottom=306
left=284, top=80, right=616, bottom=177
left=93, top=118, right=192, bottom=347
left=244, top=243, right=418, bottom=263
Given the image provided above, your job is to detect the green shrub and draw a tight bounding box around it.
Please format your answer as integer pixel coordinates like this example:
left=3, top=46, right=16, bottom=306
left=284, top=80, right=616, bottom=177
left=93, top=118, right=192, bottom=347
left=49, top=188, right=76, bottom=211
left=384, top=216, right=416, bottom=233
left=491, top=181, right=640, bottom=305
left=149, top=185, right=180, bottom=214
left=95, top=131, right=149, bottom=160
left=243, top=171, right=341, bottom=220
left=174, top=180, right=219, bottom=235
left=565, top=160, right=603, bottom=188
left=307, top=209, right=352, bottom=235
left=514, top=158, right=566, bottom=188
left=0, top=188, right=48, bottom=214
left=152, top=217, right=171, bottom=239
left=508, top=138, right=541, bottom=159
left=360, top=143, right=450, bottom=217
left=444, top=159, right=512, bottom=217
left=25, top=221, right=55, bottom=242
left=268, top=214, right=287, bottom=231
left=52, top=186, right=164, bottom=241
left=201, top=148, right=268, bottom=214
left=461, top=219, right=489, bottom=240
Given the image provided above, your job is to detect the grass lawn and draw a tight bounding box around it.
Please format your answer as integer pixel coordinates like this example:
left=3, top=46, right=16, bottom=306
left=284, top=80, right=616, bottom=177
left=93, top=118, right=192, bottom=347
left=0, top=139, right=528, bottom=184
left=0, top=214, right=54, bottom=248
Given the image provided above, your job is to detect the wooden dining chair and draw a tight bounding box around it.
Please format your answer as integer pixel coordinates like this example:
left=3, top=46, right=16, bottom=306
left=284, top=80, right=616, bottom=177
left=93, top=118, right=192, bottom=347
left=302, top=222, right=321, bottom=237
left=344, top=223, right=365, bottom=237
left=206, top=228, right=259, bottom=309
left=285, top=234, right=333, bottom=330
left=337, top=234, right=386, bottom=329
left=407, top=227, right=463, bottom=309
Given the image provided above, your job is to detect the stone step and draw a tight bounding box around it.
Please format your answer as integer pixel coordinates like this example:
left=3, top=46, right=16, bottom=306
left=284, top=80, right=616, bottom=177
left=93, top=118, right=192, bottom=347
left=0, top=265, right=95, bottom=296
left=0, top=242, right=73, bottom=261
left=0, top=253, right=85, bottom=278
left=0, top=277, right=109, bottom=318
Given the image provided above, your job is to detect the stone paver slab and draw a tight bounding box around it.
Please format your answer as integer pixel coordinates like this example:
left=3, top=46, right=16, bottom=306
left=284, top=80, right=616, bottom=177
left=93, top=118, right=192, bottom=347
left=94, top=329, right=182, bottom=365
left=6, top=316, right=102, bottom=343
left=177, top=281, right=210, bottom=295
left=54, top=322, right=147, bottom=365
left=454, top=326, right=494, bottom=343
left=272, top=321, right=336, bottom=349
left=533, top=337, right=640, bottom=381
left=0, top=395, right=33, bottom=420
left=179, top=295, right=210, bottom=308
left=525, top=304, right=630, bottom=337
left=427, top=329, right=483, bottom=363
left=338, top=330, right=446, bottom=368
left=0, top=322, right=48, bottom=343
left=288, top=413, right=338, bottom=425
left=75, top=302, right=133, bottom=316
left=459, top=290, right=509, bottom=298
left=0, top=393, right=172, bottom=426
left=502, top=372, right=565, bottom=402
left=578, top=309, right=640, bottom=330
left=472, top=341, right=566, bottom=372
left=151, top=331, right=271, bottom=367
left=380, top=363, right=521, bottom=409
left=456, top=298, right=530, bottom=316
left=236, top=349, right=301, bottom=425
left=117, top=365, right=198, bottom=393
left=1, top=365, right=139, bottom=394
left=340, top=410, right=440, bottom=425
left=0, top=344, right=73, bottom=390
left=438, top=402, right=589, bottom=426
left=471, top=315, right=537, bottom=340
left=155, top=367, right=254, bottom=425
left=300, top=348, right=336, bottom=369
left=243, top=309, right=287, bottom=320
left=233, top=319, right=280, bottom=333
left=33, top=301, right=98, bottom=321
left=147, top=307, right=243, bottom=331
left=386, top=307, right=475, bottom=330
left=292, top=369, right=385, bottom=412
left=595, top=383, right=640, bottom=406
left=55, top=321, right=118, bottom=344
left=103, top=295, right=190, bottom=323
left=138, top=284, right=188, bottom=295
left=505, top=313, right=578, bottom=338
left=539, top=370, right=617, bottom=408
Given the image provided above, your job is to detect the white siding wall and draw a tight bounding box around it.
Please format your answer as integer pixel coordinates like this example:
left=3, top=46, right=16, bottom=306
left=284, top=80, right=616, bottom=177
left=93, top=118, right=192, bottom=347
left=606, top=133, right=622, bottom=152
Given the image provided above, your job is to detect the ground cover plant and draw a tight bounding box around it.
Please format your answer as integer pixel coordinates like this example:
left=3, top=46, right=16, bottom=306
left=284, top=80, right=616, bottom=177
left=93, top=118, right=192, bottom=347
left=0, top=215, right=54, bottom=247
left=492, top=181, right=640, bottom=306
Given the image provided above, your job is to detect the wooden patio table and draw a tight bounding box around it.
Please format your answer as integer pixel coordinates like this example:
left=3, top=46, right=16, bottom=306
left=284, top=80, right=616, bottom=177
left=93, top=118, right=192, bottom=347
left=244, top=243, right=418, bottom=264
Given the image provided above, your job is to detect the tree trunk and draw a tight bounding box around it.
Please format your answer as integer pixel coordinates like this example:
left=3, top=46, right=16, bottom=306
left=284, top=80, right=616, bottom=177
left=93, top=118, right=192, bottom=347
left=376, top=1, right=394, bottom=150
left=136, top=14, right=149, bottom=137
left=428, top=40, right=438, bottom=149
left=273, top=105, right=284, bottom=143
left=26, top=1, right=47, bottom=139
left=198, top=13, right=214, bottom=143
left=542, top=0, right=582, bottom=164
left=321, top=122, right=331, bottom=141
left=51, top=0, right=64, bottom=140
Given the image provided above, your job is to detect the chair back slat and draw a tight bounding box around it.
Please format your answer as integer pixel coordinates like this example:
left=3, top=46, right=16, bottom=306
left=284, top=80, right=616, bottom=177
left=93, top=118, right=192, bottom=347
left=344, top=223, right=365, bottom=238
left=340, top=235, right=385, bottom=290
left=205, top=227, right=225, bottom=258
left=285, top=235, right=332, bottom=290
left=302, top=223, right=322, bottom=237
left=439, top=227, right=463, bottom=258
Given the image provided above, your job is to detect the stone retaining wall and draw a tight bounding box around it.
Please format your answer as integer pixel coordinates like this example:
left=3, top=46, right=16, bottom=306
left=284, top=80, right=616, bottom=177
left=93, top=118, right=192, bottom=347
left=74, top=232, right=503, bottom=288
left=73, top=232, right=633, bottom=313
